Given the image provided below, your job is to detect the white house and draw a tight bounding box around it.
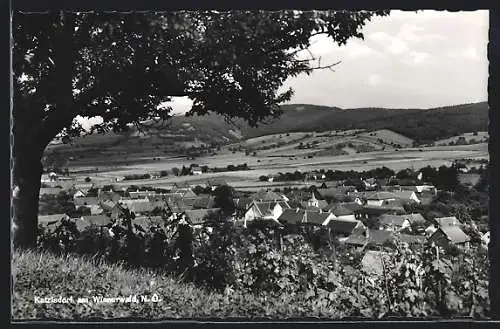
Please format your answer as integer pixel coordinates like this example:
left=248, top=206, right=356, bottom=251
left=243, top=200, right=290, bottom=227
left=392, top=190, right=421, bottom=204
left=366, top=192, right=397, bottom=207
left=191, top=165, right=203, bottom=175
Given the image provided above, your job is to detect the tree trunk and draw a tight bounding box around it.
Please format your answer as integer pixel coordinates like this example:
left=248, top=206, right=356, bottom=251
left=12, top=11, right=76, bottom=249
left=12, top=147, right=43, bottom=249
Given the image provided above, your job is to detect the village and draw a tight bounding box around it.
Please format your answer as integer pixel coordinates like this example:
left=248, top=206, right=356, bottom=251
left=37, top=160, right=489, bottom=275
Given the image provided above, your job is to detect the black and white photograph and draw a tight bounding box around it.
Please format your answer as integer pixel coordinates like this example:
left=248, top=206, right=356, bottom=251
left=11, top=9, right=491, bottom=320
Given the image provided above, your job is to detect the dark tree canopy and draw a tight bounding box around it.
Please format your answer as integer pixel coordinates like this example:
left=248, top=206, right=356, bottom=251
left=13, top=10, right=389, bottom=146
left=12, top=10, right=389, bottom=249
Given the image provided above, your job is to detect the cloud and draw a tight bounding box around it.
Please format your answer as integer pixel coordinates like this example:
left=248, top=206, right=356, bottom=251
left=404, top=51, right=432, bottom=65
left=366, top=74, right=388, bottom=86
left=282, top=10, right=488, bottom=109
left=346, top=41, right=383, bottom=58
left=463, top=47, right=480, bottom=61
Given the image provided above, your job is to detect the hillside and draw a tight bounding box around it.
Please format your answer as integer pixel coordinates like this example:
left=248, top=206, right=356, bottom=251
left=47, top=102, right=488, bottom=158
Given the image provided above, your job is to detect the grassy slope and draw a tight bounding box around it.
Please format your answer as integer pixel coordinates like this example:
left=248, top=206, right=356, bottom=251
left=12, top=249, right=349, bottom=320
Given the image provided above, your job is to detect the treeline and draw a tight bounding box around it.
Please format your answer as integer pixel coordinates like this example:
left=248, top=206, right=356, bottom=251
left=258, top=164, right=488, bottom=193
left=173, top=163, right=250, bottom=176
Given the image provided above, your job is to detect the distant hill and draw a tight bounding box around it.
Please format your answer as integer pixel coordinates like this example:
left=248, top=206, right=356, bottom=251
left=50, top=102, right=488, bottom=155
left=237, top=102, right=488, bottom=144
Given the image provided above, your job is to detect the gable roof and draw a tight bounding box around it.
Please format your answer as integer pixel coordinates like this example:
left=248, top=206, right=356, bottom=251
left=251, top=190, right=284, bottom=202
left=378, top=214, right=408, bottom=228
left=435, top=226, right=471, bottom=244
left=278, top=209, right=306, bottom=225
left=326, top=203, right=355, bottom=216
left=392, top=190, right=418, bottom=200
left=39, top=187, right=65, bottom=196
left=249, top=201, right=290, bottom=218
left=234, top=197, right=254, bottom=210
left=99, top=200, right=117, bottom=211
left=360, top=203, right=406, bottom=216
left=38, top=213, right=68, bottom=225
left=303, top=211, right=332, bottom=226
left=367, top=192, right=397, bottom=200
left=434, top=216, right=462, bottom=227
left=131, top=216, right=164, bottom=232
left=317, top=188, right=349, bottom=199
left=328, top=219, right=361, bottom=235
left=121, top=199, right=166, bottom=214
left=74, top=196, right=100, bottom=206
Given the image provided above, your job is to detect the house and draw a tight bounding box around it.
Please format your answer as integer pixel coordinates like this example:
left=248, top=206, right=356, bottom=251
left=131, top=215, right=165, bottom=232
left=361, top=250, right=392, bottom=276
left=192, top=195, right=216, bottom=209
left=234, top=197, right=254, bottom=213
left=243, top=200, right=290, bottom=227
left=166, top=197, right=191, bottom=213
left=277, top=208, right=306, bottom=227
left=72, top=190, right=86, bottom=198
left=392, top=190, right=420, bottom=204
left=429, top=226, right=471, bottom=250
left=366, top=229, right=394, bottom=249
left=191, top=165, right=203, bottom=175
left=78, top=204, right=104, bottom=215
left=366, top=192, right=397, bottom=207
left=73, top=182, right=94, bottom=192
left=39, top=187, right=64, bottom=196
left=129, top=190, right=156, bottom=199
left=400, top=184, right=437, bottom=195
left=358, top=201, right=406, bottom=220
left=170, top=188, right=197, bottom=199
left=325, top=203, right=357, bottom=221
left=458, top=173, right=481, bottom=187
left=363, top=178, right=378, bottom=191
left=328, top=219, right=366, bottom=242
left=207, top=178, right=228, bottom=191
left=120, top=199, right=166, bottom=215
left=302, top=210, right=336, bottom=226
left=426, top=216, right=464, bottom=237
left=48, top=172, right=58, bottom=181
left=301, top=192, right=328, bottom=209
left=185, top=208, right=221, bottom=227
left=434, top=216, right=463, bottom=227
left=345, top=229, right=394, bottom=250
left=378, top=214, right=411, bottom=232
left=38, top=213, right=69, bottom=226
left=74, top=196, right=100, bottom=207
left=251, top=189, right=289, bottom=202
left=394, top=233, right=427, bottom=245
left=317, top=188, right=356, bottom=202
left=98, top=190, right=121, bottom=203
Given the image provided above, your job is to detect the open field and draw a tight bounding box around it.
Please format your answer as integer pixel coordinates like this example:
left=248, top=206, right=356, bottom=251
left=435, top=131, right=489, bottom=146
left=358, top=129, right=414, bottom=147
left=66, top=142, right=488, bottom=189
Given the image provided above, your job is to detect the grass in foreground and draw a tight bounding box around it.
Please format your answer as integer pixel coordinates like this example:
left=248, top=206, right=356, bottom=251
left=11, top=249, right=344, bottom=320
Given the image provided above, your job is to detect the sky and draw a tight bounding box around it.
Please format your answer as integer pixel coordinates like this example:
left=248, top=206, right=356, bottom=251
left=77, top=10, right=489, bottom=129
